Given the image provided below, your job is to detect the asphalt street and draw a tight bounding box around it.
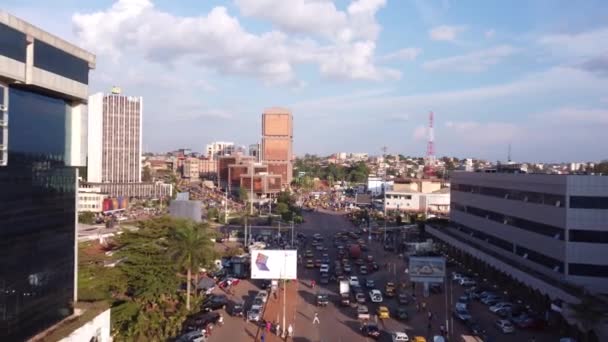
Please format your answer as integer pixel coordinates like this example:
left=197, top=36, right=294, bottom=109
left=209, top=210, right=562, bottom=342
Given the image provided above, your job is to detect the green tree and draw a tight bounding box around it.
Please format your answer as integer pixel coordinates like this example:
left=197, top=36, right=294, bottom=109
left=569, top=295, right=608, bottom=342
left=275, top=202, right=289, bottom=216
left=238, top=187, right=248, bottom=203
left=167, top=219, right=215, bottom=310
left=207, top=207, right=219, bottom=221
left=595, top=162, right=608, bottom=174
left=78, top=211, right=96, bottom=224
left=142, top=165, right=153, bottom=182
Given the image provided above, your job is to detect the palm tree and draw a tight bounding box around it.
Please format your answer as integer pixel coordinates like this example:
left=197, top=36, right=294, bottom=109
left=568, top=295, right=608, bottom=342
left=168, top=219, right=214, bottom=310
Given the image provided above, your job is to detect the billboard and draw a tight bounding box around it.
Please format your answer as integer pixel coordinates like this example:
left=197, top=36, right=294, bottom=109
left=250, top=250, right=298, bottom=280
left=408, top=256, right=446, bottom=283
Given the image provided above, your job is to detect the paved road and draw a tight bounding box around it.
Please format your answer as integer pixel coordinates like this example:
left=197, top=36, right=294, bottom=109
left=210, top=210, right=562, bottom=342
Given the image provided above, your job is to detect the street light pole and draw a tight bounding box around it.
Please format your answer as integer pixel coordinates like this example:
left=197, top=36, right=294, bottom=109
left=291, top=220, right=294, bottom=246
left=282, top=253, right=287, bottom=338
left=444, top=275, right=449, bottom=339
left=250, top=163, right=254, bottom=216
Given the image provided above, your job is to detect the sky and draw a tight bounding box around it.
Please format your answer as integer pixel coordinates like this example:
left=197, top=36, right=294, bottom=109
left=4, top=0, right=608, bottom=162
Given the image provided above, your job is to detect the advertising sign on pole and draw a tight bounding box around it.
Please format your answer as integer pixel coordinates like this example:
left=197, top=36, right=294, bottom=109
left=250, top=250, right=298, bottom=280
left=408, top=256, right=446, bottom=283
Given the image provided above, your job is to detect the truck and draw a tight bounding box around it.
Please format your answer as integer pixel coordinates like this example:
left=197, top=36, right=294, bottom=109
left=349, top=244, right=361, bottom=259
left=339, top=280, right=350, bottom=306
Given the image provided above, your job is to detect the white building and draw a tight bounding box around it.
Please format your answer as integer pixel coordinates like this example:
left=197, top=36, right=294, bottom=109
left=384, top=189, right=450, bottom=214
left=87, top=89, right=142, bottom=183
left=206, top=141, right=235, bottom=159
left=78, top=186, right=105, bottom=213
left=367, top=176, right=394, bottom=196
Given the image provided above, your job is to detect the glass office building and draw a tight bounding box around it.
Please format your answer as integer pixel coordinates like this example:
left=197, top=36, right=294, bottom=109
left=0, top=14, right=95, bottom=341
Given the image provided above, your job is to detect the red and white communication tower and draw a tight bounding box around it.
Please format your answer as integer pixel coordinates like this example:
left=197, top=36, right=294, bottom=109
left=423, top=111, right=436, bottom=178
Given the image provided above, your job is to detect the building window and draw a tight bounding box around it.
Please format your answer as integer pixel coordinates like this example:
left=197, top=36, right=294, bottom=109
left=452, top=202, right=564, bottom=240
left=0, top=23, right=27, bottom=62
left=33, top=39, right=89, bottom=84
left=516, top=245, right=564, bottom=273
left=569, top=263, right=608, bottom=277
left=452, top=183, right=565, bottom=208
left=569, top=230, right=608, bottom=243
left=570, top=196, right=608, bottom=209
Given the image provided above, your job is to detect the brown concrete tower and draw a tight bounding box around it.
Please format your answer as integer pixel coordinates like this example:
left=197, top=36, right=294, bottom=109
left=261, top=108, right=293, bottom=186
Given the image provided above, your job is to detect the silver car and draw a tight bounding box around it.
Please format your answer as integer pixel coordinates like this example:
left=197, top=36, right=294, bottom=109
left=247, top=305, right=262, bottom=322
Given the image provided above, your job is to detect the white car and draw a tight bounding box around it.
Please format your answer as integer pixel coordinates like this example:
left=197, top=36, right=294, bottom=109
left=349, top=276, right=359, bottom=287
left=255, top=290, right=269, bottom=303
left=490, top=302, right=513, bottom=313
left=355, top=292, right=366, bottom=303
left=495, top=319, right=515, bottom=333
left=391, top=331, right=410, bottom=342
left=369, top=289, right=383, bottom=303
left=452, top=272, right=464, bottom=282
left=320, top=264, right=329, bottom=273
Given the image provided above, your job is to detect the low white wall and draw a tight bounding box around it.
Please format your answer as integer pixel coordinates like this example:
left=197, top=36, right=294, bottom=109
left=60, top=308, right=111, bottom=342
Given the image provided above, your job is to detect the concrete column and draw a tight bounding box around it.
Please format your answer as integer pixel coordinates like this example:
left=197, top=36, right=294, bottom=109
left=25, top=35, right=34, bottom=83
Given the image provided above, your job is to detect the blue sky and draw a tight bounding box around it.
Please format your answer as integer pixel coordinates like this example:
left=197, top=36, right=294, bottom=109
left=4, top=0, right=608, bottom=162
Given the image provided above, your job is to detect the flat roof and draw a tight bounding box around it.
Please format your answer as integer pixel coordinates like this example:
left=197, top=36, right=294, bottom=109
left=0, top=10, right=95, bottom=67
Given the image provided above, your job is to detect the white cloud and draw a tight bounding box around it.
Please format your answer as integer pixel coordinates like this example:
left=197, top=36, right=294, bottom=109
left=445, top=121, right=521, bottom=144
left=72, top=0, right=399, bottom=84
left=422, top=45, right=517, bottom=72
left=378, top=47, right=422, bottom=62
left=429, top=25, right=466, bottom=41
left=235, top=0, right=386, bottom=42
left=536, top=107, right=608, bottom=125
left=538, top=27, right=608, bottom=58
left=412, top=125, right=428, bottom=141
left=485, top=29, right=495, bottom=38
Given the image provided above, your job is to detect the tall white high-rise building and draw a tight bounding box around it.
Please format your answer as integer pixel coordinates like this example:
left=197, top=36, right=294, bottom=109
left=87, top=89, right=142, bottom=183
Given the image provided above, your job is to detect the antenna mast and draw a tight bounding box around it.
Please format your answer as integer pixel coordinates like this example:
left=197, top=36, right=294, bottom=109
left=423, top=111, right=436, bottom=178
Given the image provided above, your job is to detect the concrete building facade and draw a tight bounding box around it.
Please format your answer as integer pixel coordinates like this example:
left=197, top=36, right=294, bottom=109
left=78, top=186, right=105, bottom=213
left=261, top=108, right=293, bottom=186
left=206, top=141, right=235, bottom=160
left=182, top=156, right=200, bottom=180
left=0, top=11, right=107, bottom=341
left=384, top=189, right=450, bottom=214
left=449, top=172, right=608, bottom=294
left=87, top=91, right=142, bottom=183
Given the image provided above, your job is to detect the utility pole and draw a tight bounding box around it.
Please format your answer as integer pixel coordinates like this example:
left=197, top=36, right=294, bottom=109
left=382, top=146, right=388, bottom=243
left=250, top=163, right=254, bottom=216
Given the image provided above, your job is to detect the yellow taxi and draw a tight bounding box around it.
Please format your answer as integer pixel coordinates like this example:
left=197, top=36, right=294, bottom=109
left=376, top=306, right=390, bottom=319
left=412, top=337, right=427, bottom=342
left=306, top=259, right=314, bottom=268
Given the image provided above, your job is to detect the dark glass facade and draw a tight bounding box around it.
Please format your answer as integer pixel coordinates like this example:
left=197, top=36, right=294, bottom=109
left=0, top=87, right=76, bottom=342
left=569, top=263, right=608, bottom=278
left=0, top=23, right=27, bottom=62
left=569, top=229, right=608, bottom=243
left=570, top=196, right=608, bottom=209
left=33, top=39, right=89, bottom=84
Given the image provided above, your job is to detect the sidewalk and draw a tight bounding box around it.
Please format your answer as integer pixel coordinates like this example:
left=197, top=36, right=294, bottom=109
left=256, top=280, right=299, bottom=342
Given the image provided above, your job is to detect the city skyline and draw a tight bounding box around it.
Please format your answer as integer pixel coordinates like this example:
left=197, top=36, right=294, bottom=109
left=4, top=0, right=608, bottom=162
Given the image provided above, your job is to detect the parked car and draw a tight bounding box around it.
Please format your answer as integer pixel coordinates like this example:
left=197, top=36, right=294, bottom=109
left=176, top=330, right=206, bottom=342
left=396, top=306, right=409, bottom=320
left=398, top=293, right=411, bottom=305
left=495, top=319, right=515, bottom=333
left=247, top=305, right=262, bottom=321
left=355, top=291, right=367, bottom=304
left=369, top=289, right=383, bottom=303
left=183, top=312, right=220, bottom=332
left=385, top=282, right=396, bottom=297
left=370, top=262, right=380, bottom=271
left=452, top=307, right=472, bottom=321
left=465, top=319, right=485, bottom=335
left=320, top=264, right=330, bottom=273
left=481, top=295, right=503, bottom=306
left=255, top=290, right=269, bottom=303
left=320, top=274, right=329, bottom=285
left=459, top=278, right=477, bottom=287
left=490, top=302, right=513, bottom=313
left=349, top=276, right=360, bottom=287
left=360, top=324, right=381, bottom=339
left=365, top=278, right=376, bottom=288
left=360, top=265, right=368, bottom=275
left=230, top=303, right=244, bottom=317
left=202, top=295, right=228, bottom=312
left=306, top=259, right=314, bottom=268
left=377, top=306, right=390, bottom=319
left=391, top=332, right=410, bottom=342
left=357, top=305, right=370, bottom=320
left=317, top=293, right=329, bottom=306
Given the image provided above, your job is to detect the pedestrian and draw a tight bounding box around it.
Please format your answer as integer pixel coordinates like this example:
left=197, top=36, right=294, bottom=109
left=218, top=314, right=224, bottom=326
left=427, top=321, right=432, bottom=331
left=313, top=312, right=320, bottom=324
left=416, top=302, right=420, bottom=312
left=440, top=325, right=445, bottom=336
left=288, top=324, right=293, bottom=337
left=422, top=302, right=426, bottom=310
left=427, top=310, right=432, bottom=320
left=261, top=333, right=265, bottom=342
left=266, top=321, right=271, bottom=333
left=276, top=323, right=281, bottom=336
